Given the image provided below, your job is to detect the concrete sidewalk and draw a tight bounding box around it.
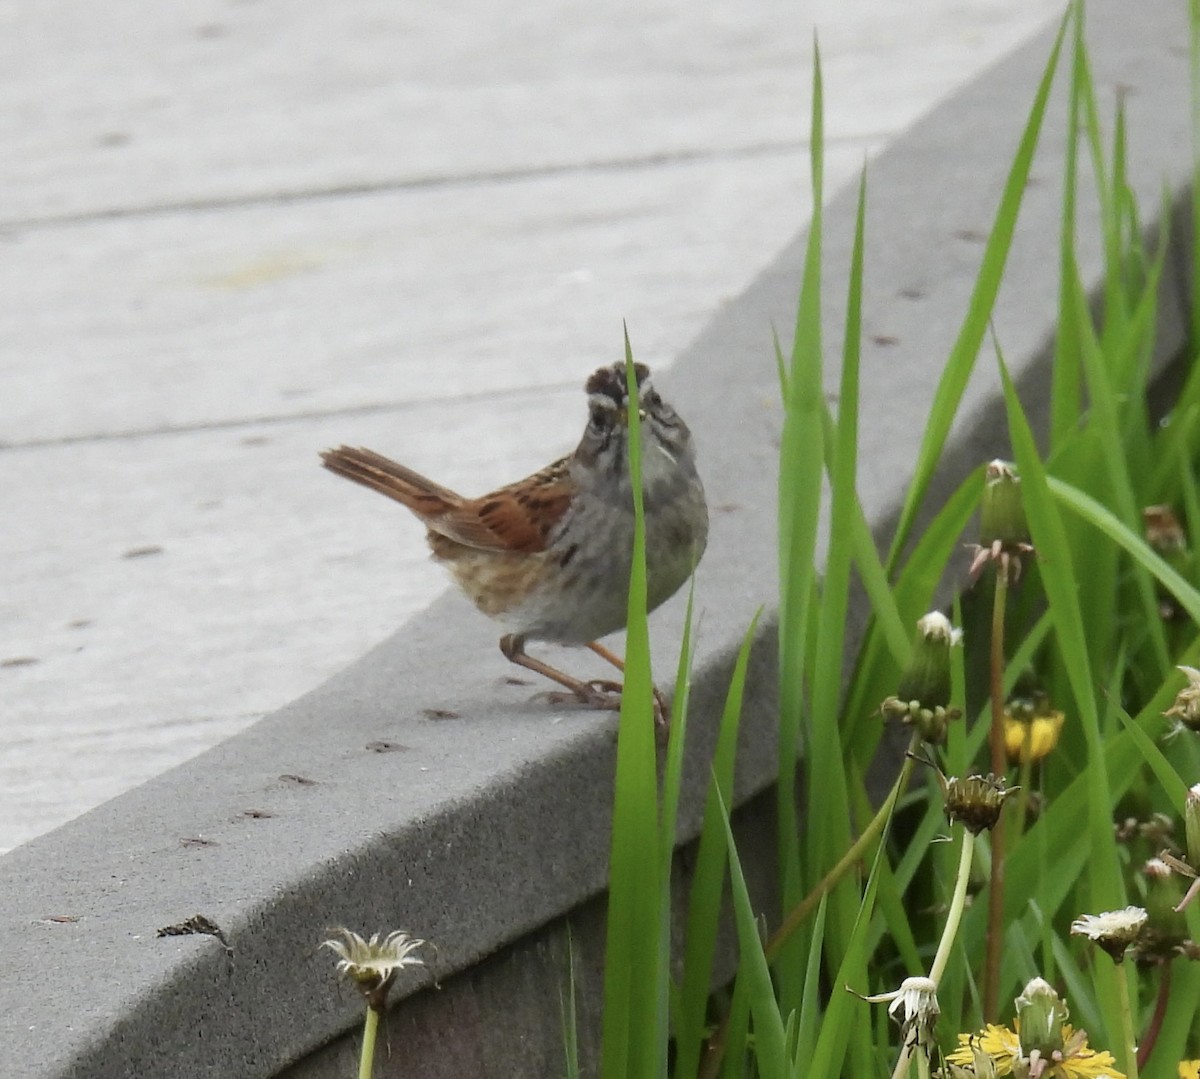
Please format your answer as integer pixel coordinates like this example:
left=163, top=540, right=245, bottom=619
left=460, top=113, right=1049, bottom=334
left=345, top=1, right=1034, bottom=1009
left=0, top=0, right=1063, bottom=854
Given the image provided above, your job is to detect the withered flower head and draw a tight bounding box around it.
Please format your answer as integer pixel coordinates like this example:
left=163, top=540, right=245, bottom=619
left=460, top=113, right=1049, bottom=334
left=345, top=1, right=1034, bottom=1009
left=943, top=773, right=1015, bottom=835
left=1143, top=506, right=1192, bottom=620
left=1166, top=667, right=1200, bottom=736
left=1144, top=505, right=1187, bottom=553
left=1070, top=907, right=1147, bottom=963
left=323, top=928, right=428, bottom=1011
left=862, top=975, right=939, bottom=1050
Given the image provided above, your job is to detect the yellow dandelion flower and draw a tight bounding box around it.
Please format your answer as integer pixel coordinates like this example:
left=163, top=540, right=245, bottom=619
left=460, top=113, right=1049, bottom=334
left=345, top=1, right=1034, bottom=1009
left=946, top=1022, right=1124, bottom=1078
left=1179, top=1062, right=1200, bottom=1079
left=1003, top=705, right=1065, bottom=764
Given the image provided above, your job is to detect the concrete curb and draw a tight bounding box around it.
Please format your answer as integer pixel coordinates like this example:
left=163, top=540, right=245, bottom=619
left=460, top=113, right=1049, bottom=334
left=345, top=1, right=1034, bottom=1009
left=1, top=2, right=1192, bottom=1075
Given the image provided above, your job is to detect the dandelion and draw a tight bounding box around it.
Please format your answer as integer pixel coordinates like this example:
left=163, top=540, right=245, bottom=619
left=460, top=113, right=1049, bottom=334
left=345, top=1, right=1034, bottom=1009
left=945, top=1021, right=1124, bottom=1078
left=969, top=460, right=1034, bottom=581
left=1138, top=858, right=1190, bottom=961
left=324, top=928, right=428, bottom=1011
left=862, top=975, right=940, bottom=1049
left=881, top=611, right=964, bottom=745
left=947, top=979, right=1126, bottom=1078
left=1003, top=693, right=1065, bottom=765
left=942, top=773, right=1016, bottom=835
left=324, top=928, right=430, bottom=1079
left=1156, top=786, right=1200, bottom=913
left=942, top=1038, right=999, bottom=1078
left=1068, top=917, right=1144, bottom=1078
left=1070, top=907, right=1147, bottom=963
left=1186, top=784, right=1200, bottom=871
left=1164, top=668, right=1200, bottom=733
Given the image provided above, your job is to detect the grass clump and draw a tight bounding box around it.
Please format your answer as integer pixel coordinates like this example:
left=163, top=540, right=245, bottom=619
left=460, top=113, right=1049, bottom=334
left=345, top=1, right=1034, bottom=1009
left=594, top=3, right=1200, bottom=1078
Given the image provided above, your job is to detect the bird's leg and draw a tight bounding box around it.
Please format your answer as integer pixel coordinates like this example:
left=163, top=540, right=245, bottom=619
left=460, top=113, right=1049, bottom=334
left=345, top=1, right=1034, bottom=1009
left=586, top=640, right=626, bottom=672
left=501, top=636, right=670, bottom=732
left=500, top=635, right=620, bottom=709
left=586, top=641, right=671, bottom=733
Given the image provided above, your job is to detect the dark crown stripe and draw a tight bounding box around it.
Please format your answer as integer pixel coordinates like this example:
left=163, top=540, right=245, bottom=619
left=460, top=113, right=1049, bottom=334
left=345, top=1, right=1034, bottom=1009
left=585, top=361, right=651, bottom=405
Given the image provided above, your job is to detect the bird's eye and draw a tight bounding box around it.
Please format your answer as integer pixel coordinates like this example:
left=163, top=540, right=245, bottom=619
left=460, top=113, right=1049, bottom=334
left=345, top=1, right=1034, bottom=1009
left=645, top=391, right=675, bottom=421
left=589, top=404, right=613, bottom=428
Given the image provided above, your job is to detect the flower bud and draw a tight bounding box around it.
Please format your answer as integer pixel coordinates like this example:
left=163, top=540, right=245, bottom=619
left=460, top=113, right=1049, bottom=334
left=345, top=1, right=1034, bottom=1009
left=880, top=612, right=962, bottom=744
left=1014, top=978, right=1067, bottom=1059
left=1137, top=858, right=1189, bottom=962
left=1187, top=784, right=1200, bottom=870
left=969, top=461, right=1034, bottom=580
left=979, top=460, right=1030, bottom=549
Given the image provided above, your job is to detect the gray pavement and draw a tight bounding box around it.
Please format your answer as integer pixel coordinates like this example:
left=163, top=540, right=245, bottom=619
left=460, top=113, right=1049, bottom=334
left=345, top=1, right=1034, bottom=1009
left=1, top=0, right=1063, bottom=853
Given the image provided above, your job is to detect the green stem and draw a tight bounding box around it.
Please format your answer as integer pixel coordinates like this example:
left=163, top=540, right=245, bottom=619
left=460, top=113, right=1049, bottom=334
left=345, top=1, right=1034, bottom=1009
left=1011, top=748, right=1034, bottom=846
left=765, top=733, right=920, bottom=961
left=930, top=828, right=976, bottom=986
left=889, top=828, right=975, bottom=1079
left=983, top=567, right=1010, bottom=1021
left=1114, top=958, right=1140, bottom=1079
left=890, top=1041, right=913, bottom=1079
left=359, top=1005, right=380, bottom=1079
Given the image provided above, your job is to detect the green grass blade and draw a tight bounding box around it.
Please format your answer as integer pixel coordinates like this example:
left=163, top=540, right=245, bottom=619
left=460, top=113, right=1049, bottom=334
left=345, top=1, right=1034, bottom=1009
left=804, top=800, right=888, bottom=1077
left=718, top=970, right=753, bottom=1079
left=794, top=165, right=867, bottom=1007
left=1050, top=1, right=1086, bottom=446
left=599, top=338, right=663, bottom=1079
left=716, top=786, right=790, bottom=1077
left=1000, top=356, right=1122, bottom=912
left=793, top=896, right=828, bottom=1061
left=842, top=462, right=985, bottom=746
left=1151, top=961, right=1200, bottom=1073
left=659, top=577, right=697, bottom=876
left=777, top=37, right=827, bottom=986
left=1113, top=704, right=1190, bottom=808
left=674, top=613, right=762, bottom=1079
left=1064, top=257, right=1170, bottom=672
left=1048, top=478, right=1200, bottom=623
left=656, top=575, right=696, bottom=1078
left=1192, top=0, right=1200, bottom=346
left=561, top=929, right=581, bottom=1079
left=1000, top=351, right=1133, bottom=1046
left=887, top=11, right=1068, bottom=570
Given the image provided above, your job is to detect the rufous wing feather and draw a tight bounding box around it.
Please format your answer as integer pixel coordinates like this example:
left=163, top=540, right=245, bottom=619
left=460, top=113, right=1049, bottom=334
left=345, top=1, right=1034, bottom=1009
left=453, top=460, right=573, bottom=552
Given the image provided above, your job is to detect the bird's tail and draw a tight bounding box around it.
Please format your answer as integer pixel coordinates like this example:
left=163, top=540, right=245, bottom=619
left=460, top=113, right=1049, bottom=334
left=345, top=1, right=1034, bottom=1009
left=319, top=446, right=463, bottom=517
